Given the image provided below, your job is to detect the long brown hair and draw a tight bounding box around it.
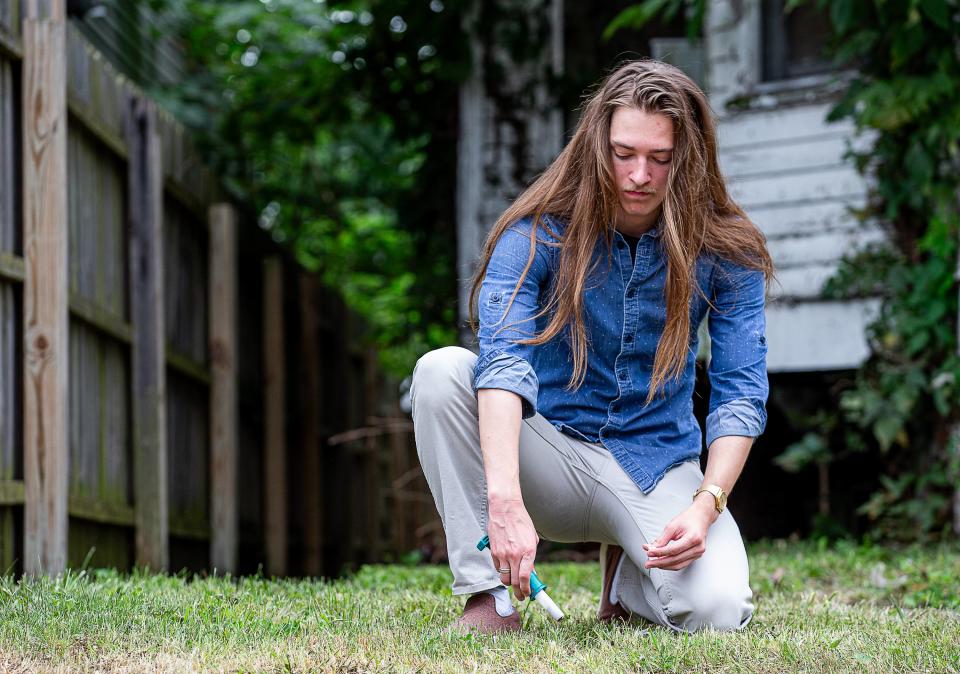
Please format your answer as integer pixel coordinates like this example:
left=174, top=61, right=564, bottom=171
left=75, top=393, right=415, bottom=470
left=468, top=59, right=774, bottom=403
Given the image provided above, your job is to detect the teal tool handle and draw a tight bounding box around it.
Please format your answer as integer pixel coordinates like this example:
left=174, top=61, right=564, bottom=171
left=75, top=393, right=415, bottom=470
left=477, top=535, right=546, bottom=598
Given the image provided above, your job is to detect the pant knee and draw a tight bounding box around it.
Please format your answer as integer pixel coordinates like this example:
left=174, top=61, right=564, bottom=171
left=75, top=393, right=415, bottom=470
left=669, top=590, right=753, bottom=633
left=411, top=346, right=477, bottom=411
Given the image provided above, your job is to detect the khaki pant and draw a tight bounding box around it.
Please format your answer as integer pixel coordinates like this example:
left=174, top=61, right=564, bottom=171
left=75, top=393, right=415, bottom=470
left=411, top=346, right=753, bottom=632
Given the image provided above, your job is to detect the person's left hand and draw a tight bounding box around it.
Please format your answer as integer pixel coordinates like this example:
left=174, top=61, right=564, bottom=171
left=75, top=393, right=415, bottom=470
left=643, top=499, right=718, bottom=571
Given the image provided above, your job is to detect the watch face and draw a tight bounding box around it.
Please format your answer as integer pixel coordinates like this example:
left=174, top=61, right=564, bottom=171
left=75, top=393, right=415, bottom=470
left=718, top=491, right=728, bottom=511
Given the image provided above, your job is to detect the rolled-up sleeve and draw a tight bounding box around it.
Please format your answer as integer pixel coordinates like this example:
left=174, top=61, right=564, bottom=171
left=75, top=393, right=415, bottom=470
left=705, top=258, right=769, bottom=447
left=474, top=218, right=553, bottom=418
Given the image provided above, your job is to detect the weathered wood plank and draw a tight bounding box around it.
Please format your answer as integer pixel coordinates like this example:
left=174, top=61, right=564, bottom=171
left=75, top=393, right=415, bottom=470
left=768, top=263, right=838, bottom=301
left=0, top=479, right=24, bottom=505
left=0, top=30, right=21, bottom=61
left=0, top=0, right=21, bottom=44
left=67, top=321, right=96, bottom=502
left=22, top=6, right=69, bottom=577
left=729, top=165, right=867, bottom=210
left=718, top=104, right=855, bottom=149
left=749, top=198, right=865, bottom=240
left=0, top=284, right=17, bottom=482
left=167, top=372, right=209, bottom=542
left=209, top=203, right=237, bottom=574
left=127, top=95, right=168, bottom=571
left=24, top=0, right=64, bottom=21
left=389, top=400, right=410, bottom=556
left=0, top=507, right=14, bottom=573
left=67, top=519, right=130, bottom=570
left=0, top=252, right=23, bottom=283
left=65, top=120, right=127, bottom=320
left=766, top=299, right=879, bottom=372
left=299, top=271, right=322, bottom=576
left=165, top=346, right=211, bottom=385
left=69, top=493, right=134, bottom=527
left=102, top=337, right=130, bottom=505
left=768, top=226, right=887, bottom=271
left=157, top=106, right=218, bottom=216
left=363, top=348, right=380, bottom=562
left=263, top=256, right=286, bottom=576
left=69, top=291, right=132, bottom=344
left=0, top=57, right=17, bottom=254
left=721, top=131, right=873, bottom=180
left=164, top=199, right=208, bottom=364
left=65, top=24, right=126, bottom=158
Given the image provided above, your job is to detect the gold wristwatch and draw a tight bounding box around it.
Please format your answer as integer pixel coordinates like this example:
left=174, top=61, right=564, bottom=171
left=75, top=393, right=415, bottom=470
left=693, top=484, right=727, bottom=514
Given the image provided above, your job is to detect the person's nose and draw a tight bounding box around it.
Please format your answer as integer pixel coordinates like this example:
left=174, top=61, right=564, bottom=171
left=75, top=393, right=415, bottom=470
left=628, top=158, right=650, bottom=186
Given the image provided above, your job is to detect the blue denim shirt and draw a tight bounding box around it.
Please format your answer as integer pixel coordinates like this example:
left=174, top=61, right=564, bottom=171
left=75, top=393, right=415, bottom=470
left=473, top=215, right=768, bottom=494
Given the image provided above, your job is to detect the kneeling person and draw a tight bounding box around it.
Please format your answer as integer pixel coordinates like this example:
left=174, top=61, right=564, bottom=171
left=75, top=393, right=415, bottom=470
left=411, top=59, right=772, bottom=634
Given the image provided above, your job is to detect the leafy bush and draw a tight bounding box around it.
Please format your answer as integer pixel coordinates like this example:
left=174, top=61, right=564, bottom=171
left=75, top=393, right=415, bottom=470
left=155, top=0, right=467, bottom=374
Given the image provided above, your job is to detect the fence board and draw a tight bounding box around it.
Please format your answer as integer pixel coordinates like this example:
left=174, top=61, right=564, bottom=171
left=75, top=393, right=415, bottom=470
left=23, top=10, right=68, bottom=577
left=68, top=520, right=130, bottom=570
left=67, top=321, right=131, bottom=506
left=164, top=198, right=207, bottom=363
left=0, top=284, right=18, bottom=481
left=156, top=108, right=217, bottom=213
left=299, top=272, right=322, bottom=575
left=235, top=228, right=264, bottom=572
left=263, top=256, right=287, bottom=576
left=65, top=24, right=126, bottom=156
left=67, top=120, right=126, bottom=318
left=167, top=372, right=209, bottom=539
left=0, top=56, right=18, bottom=254
left=209, top=203, right=237, bottom=574
left=129, top=95, right=167, bottom=571
left=0, top=1, right=20, bottom=38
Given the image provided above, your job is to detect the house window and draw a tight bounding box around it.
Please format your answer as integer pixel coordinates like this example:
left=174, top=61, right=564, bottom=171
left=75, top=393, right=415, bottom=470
left=761, top=0, right=834, bottom=81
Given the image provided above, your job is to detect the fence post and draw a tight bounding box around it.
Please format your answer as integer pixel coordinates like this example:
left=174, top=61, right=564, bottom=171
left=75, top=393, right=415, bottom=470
left=389, top=399, right=410, bottom=557
left=363, top=348, right=380, bottom=562
left=127, top=95, right=168, bottom=571
left=299, top=271, right=323, bottom=576
left=22, top=0, right=68, bottom=576
left=263, top=256, right=287, bottom=576
left=209, top=203, right=238, bottom=574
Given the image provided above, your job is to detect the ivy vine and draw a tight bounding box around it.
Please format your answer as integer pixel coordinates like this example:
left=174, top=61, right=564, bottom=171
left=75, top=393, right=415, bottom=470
left=611, top=0, right=960, bottom=539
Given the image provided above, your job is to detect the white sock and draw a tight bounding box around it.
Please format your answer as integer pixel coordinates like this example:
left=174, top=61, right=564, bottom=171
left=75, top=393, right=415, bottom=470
left=609, top=553, right=626, bottom=605
left=480, top=585, right=516, bottom=617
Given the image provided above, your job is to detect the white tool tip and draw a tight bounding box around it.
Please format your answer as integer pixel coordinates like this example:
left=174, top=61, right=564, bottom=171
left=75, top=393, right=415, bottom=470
left=535, top=590, right=565, bottom=621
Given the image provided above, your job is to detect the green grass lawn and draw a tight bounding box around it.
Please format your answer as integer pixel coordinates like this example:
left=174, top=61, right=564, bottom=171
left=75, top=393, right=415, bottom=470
left=1, top=540, right=958, bottom=673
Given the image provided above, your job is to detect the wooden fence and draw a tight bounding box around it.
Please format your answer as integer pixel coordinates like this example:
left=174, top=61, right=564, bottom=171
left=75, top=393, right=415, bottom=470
left=0, top=1, right=440, bottom=577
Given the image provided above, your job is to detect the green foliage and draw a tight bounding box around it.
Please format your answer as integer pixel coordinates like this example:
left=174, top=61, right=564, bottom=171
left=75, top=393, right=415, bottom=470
left=603, top=0, right=705, bottom=41
left=769, top=0, right=960, bottom=537
left=154, top=0, right=467, bottom=375
left=807, top=0, right=960, bottom=539
left=616, top=0, right=960, bottom=539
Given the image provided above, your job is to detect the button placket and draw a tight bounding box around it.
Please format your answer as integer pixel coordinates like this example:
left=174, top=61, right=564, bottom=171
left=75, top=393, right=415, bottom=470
left=611, top=245, right=639, bottom=426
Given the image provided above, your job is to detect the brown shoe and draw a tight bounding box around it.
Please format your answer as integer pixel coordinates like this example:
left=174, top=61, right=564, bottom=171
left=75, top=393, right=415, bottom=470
left=448, top=592, right=521, bottom=635
left=598, top=543, right=632, bottom=623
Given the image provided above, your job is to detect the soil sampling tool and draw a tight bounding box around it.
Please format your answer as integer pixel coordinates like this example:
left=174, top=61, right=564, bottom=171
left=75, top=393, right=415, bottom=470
left=477, top=535, right=565, bottom=621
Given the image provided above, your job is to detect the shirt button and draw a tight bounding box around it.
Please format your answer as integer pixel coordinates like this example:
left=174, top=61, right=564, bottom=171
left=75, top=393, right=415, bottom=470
left=624, top=335, right=633, bottom=344
left=618, top=371, right=628, bottom=381
left=626, top=288, right=636, bottom=299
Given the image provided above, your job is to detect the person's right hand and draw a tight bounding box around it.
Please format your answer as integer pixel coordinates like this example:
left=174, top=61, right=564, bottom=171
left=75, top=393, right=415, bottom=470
left=487, top=498, right=539, bottom=600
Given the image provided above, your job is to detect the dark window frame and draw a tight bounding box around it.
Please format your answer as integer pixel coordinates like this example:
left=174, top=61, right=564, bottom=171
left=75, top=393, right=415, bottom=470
left=761, top=0, right=834, bottom=82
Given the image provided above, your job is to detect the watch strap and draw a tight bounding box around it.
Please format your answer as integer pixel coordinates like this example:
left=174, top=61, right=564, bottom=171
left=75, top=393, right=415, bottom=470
left=693, top=484, right=726, bottom=513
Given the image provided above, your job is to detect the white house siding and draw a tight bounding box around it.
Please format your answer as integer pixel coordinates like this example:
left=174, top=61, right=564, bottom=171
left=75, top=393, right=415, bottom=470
left=456, top=0, right=564, bottom=336
left=708, top=0, right=881, bottom=373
